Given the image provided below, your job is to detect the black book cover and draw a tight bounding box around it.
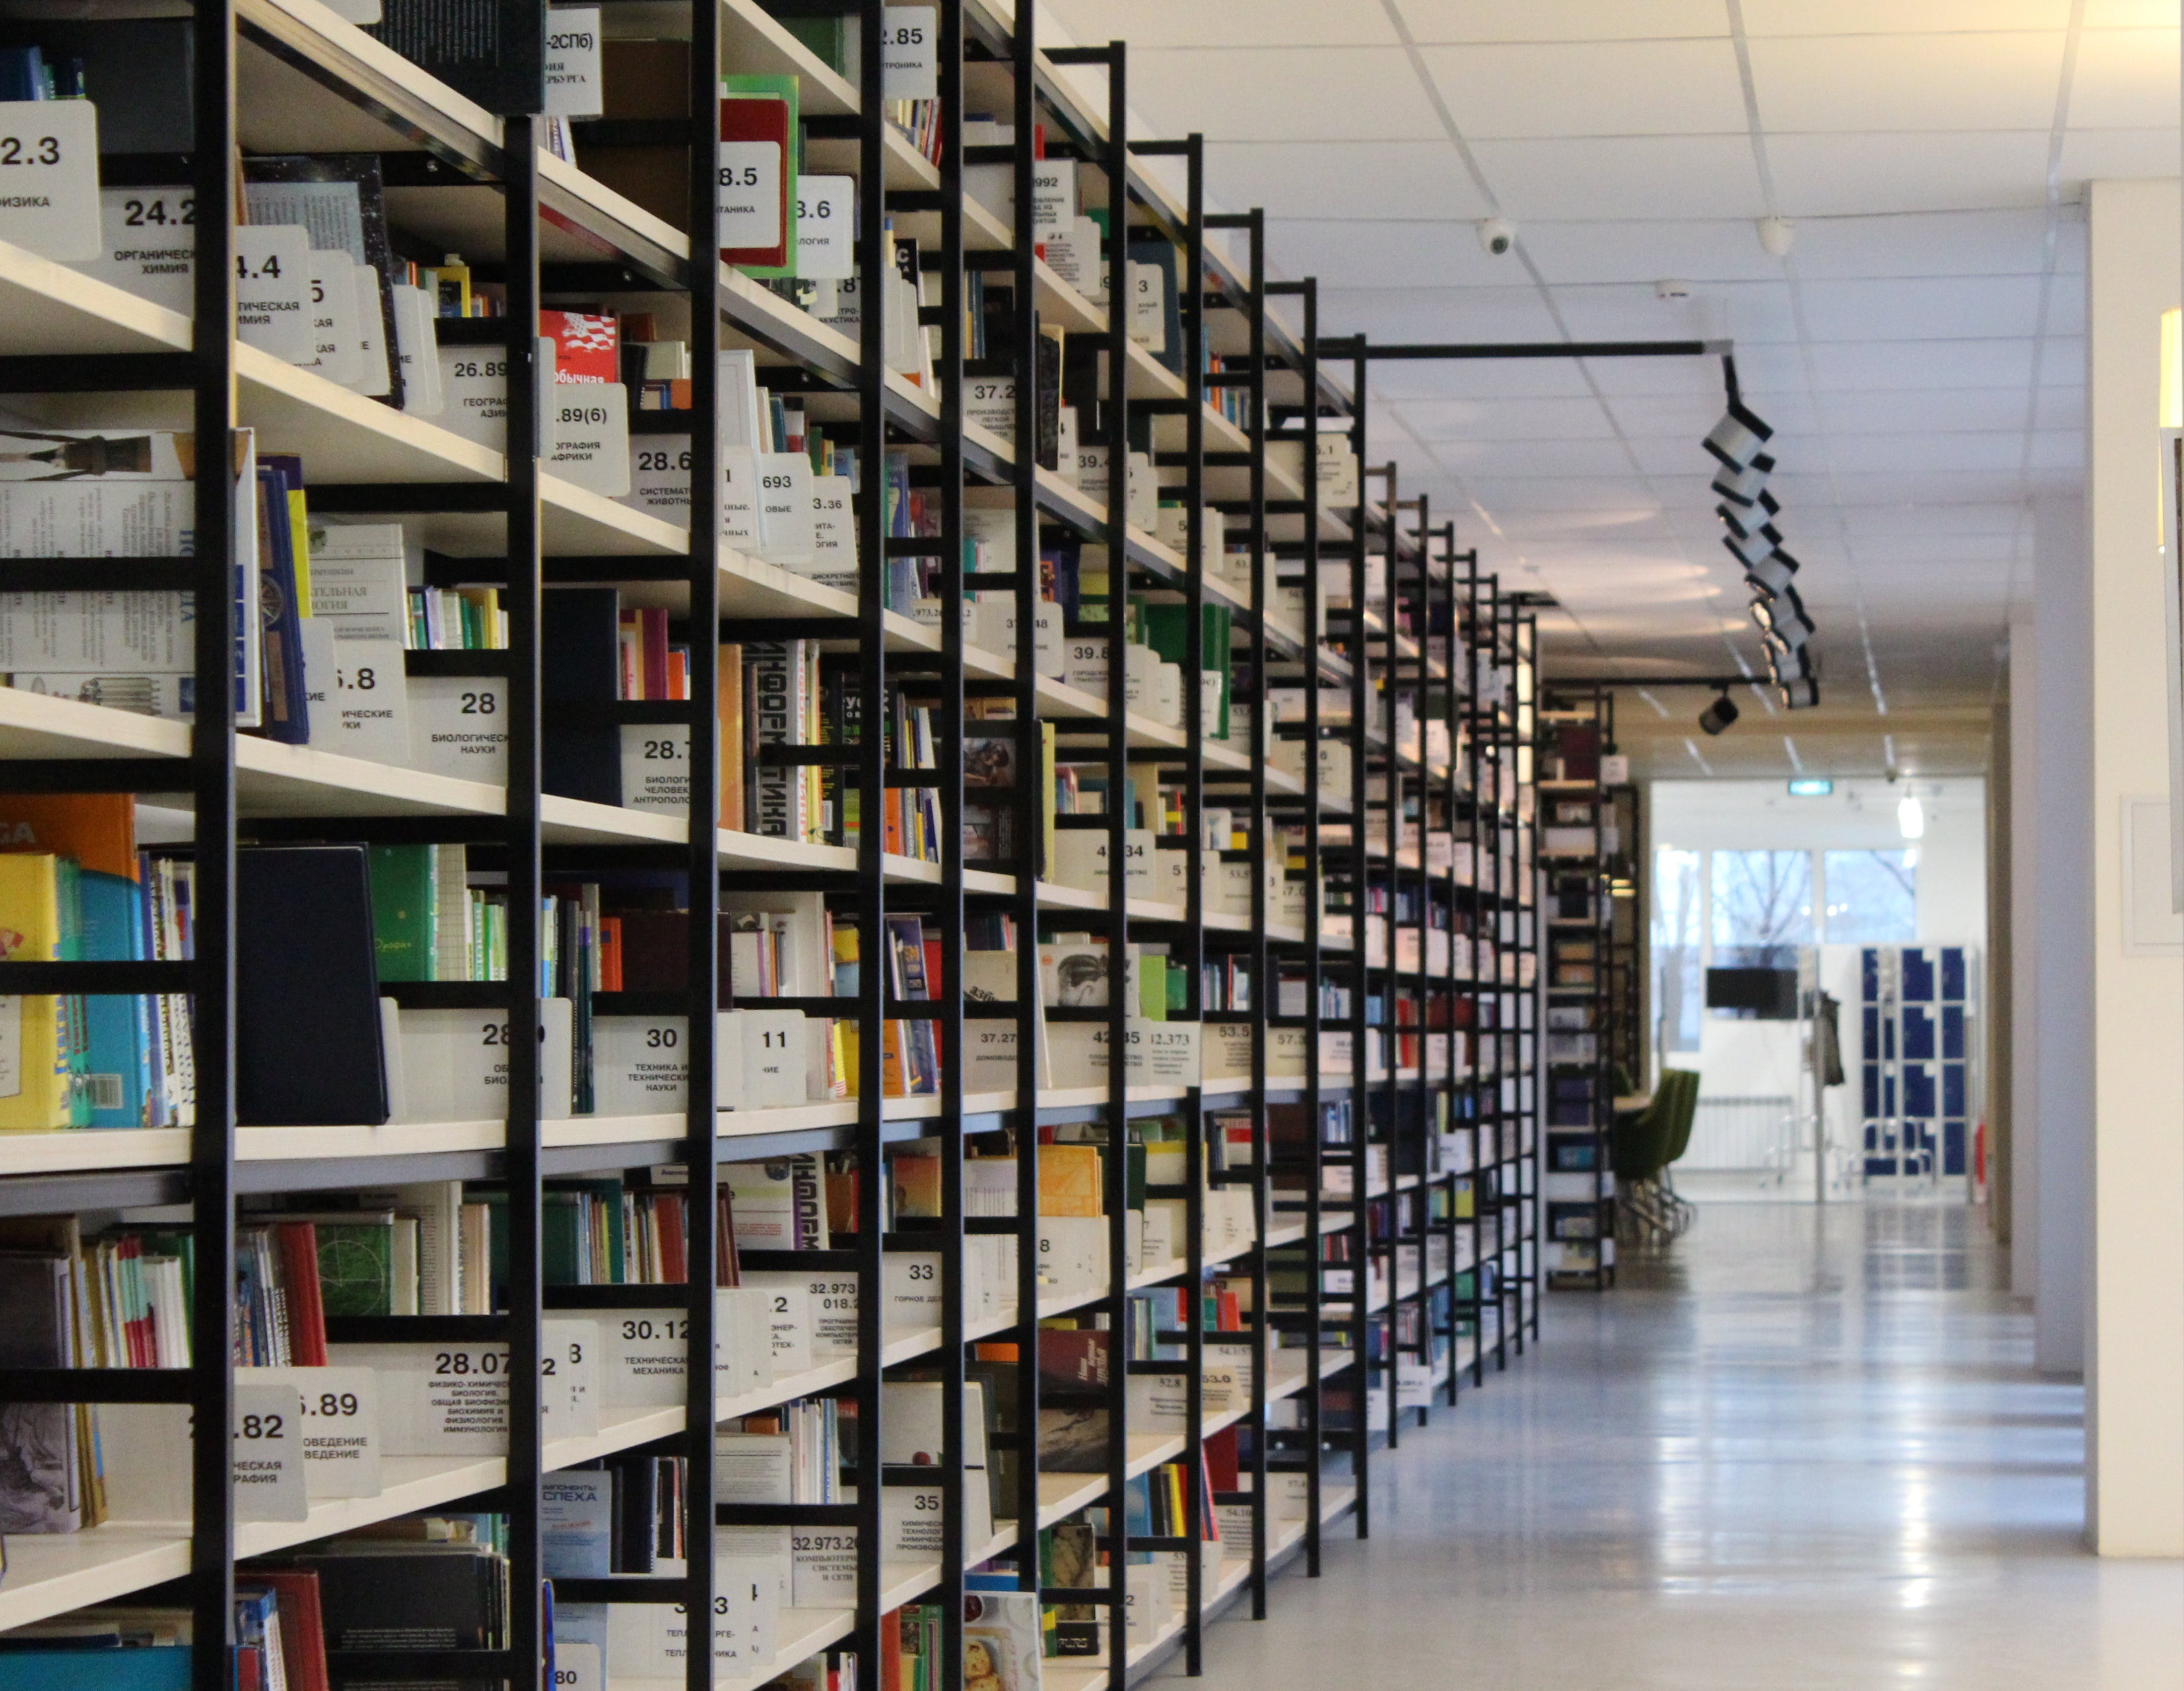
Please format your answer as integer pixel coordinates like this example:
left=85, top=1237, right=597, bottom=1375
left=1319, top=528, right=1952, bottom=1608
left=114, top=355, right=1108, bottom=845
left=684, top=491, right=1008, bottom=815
left=237, top=845, right=388, bottom=1127
left=1034, top=333, right=1061, bottom=472
left=606, top=1454, right=658, bottom=1572
left=298, top=1546, right=501, bottom=1665
left=0, top=20, right=192, bottom=151
left=243, top=156, right=407, bottom=413
left=542, top=588, right=623, bottom=806
left=369, top=0, right=545, bottom=118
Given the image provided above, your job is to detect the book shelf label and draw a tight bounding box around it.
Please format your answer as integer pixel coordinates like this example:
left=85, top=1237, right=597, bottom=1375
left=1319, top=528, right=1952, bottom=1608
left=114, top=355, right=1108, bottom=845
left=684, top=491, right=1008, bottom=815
left=303, top=250, right=366, bottom=386
left=86, top=186, right=193, bottom=312
left=552, top=1641, right=602, bottom=1691
left=232, top=1380, right=308, bottom=1522
left=407, top=675, right=510, bottom=782
left=718, top=142, right=783, bottom=251
left=743, top=1267, right=856, bottom=1358
left=619, top=723, right=690, bottom=813
left=599, top=1288, right=770, bottom=1408
left=299, top=615, right=411, bottom=763
left=543, top=7, right=604, bottom=119
left=328, top=1318, right=598, bottom=1453
left=549, top=379, right=631, bottom=496
left=794, top=175, right=852, bottom=279
left=234, top=224, right=313, bottom=363
left=882, top=7, right=937, bottom=98
left=0, top=99, right=100, bottom=260
left=239, top=1364, right=383, bottom=1497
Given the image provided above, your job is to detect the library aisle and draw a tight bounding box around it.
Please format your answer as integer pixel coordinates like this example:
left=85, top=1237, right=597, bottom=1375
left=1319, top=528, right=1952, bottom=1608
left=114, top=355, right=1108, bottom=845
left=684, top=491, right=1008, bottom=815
left=1166, top=1206, right=2184, bottom=1691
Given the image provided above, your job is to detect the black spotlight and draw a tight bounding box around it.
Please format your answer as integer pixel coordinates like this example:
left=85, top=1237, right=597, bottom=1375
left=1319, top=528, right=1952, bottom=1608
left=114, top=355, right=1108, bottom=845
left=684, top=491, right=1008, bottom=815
left=1698, top=691, right=1739, bottom=736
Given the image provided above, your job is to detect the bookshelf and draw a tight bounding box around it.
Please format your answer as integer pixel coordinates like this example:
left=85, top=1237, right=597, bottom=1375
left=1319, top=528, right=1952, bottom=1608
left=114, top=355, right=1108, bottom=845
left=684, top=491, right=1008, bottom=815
left=1538, top=684, right=1616, bottom=1288
left=0, top=7, right=1544, bottom=1691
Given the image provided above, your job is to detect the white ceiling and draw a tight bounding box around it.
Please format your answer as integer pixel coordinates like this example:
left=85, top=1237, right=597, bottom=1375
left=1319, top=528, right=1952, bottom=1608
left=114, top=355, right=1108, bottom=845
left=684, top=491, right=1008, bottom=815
left=1039, top=0, right=2177, bottom=756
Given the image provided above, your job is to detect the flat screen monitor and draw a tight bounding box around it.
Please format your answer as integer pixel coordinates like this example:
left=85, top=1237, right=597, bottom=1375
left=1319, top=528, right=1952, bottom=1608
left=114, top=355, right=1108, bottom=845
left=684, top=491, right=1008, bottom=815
left=1706, top=966, right=1798, bottom=1020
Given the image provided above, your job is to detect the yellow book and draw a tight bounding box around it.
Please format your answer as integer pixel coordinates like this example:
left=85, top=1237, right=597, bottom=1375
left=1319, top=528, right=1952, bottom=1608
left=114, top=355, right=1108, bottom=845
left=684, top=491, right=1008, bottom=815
left=0, top=853, right=71, bottom=1129
left=1037, top=1142, right=1103, bottom=1217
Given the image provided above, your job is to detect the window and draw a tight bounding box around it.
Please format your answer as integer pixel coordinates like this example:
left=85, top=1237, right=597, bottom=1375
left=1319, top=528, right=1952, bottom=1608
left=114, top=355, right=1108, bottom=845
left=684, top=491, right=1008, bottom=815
left=1711, top=848, right=1813, bottom=969
left=1823, top=849, right=1917, bottom=944
left=1652, top=847, right=1703, bottom=1054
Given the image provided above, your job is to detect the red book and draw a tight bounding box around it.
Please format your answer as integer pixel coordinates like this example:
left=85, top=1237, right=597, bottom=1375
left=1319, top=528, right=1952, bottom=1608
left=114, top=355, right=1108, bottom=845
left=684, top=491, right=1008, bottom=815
left=274, top=1221, right=329, bottom=1366
left=719, top=90, right=791, bottom=270
left=641, top=608, right=671, bottom=702
left=1203, top=1425, right=1239, bottom=1494
left=541, top=309, right=620, bottom=384
left=598, top=917, right=623, bottom=992
left=250, top=1569, right=330, bottom=1691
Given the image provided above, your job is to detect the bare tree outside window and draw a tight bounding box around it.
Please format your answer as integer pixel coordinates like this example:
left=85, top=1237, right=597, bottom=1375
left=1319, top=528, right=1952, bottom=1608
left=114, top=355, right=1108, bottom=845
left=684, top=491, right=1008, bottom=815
left=1823, top=849, right=1917, bottom=943
left=1652, top=847, right=1702, bottom=1053
left=1711, top=848, right=1813, bottom=969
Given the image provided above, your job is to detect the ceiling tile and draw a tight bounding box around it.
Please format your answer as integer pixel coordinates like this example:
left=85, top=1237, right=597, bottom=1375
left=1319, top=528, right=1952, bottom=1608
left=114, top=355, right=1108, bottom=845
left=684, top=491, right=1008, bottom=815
left=1784, top=208, right=2052, bottom=278
left=1765, top=132, right=2052, bottom=216
left=1818, top=431, right=2030, bottom=474
left=1383, top=396, right=1620, bottom=440
left=1793, top=275, right=2048, bottom=341
left=1426, top=437, right=1643, bottom=477
left=1416, top=39, right=1750, bottom=139
left=1364, top=360, right=1601, bottom=401
left=2034, top=385, right=2085, bottom=430
left=1266, top=221, right=1516, bottom=290
left=1739, top=0, right=2070, bottom=30
left=2070, top=28, right=2181, bottom=129
left=1223, top=141, right=1494, bottom=223
left=1748, top=33, right=2066, bottom=132
left=1803, top=338, right=2041, bottom=390
left=1519, top=220, right=1788, bottom=285
left=1317, top=286, right=1568, bottom=342
left=2036, top=335, right=2084, bottom=386
left=2057, top=126, right=2183, bottom=182
left=1041, top=0, right=1397, bottom=48
left=1818, top=388, right=2036, bottom=433
left=1547, top=279, right=1801, bottom=344
left=1118, top=46, right=1446, bottom=141
left=1395, top=0, right=1731, bottom=44
left=1470, top=135, right=1769, bottom=219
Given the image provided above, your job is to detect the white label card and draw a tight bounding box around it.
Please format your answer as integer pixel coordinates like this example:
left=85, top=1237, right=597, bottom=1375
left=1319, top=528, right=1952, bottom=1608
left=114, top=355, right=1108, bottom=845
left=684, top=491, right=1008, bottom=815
left=805, top=473, right=855, bottom=589
left=303, top=249, right=364, bottom=386
left=548, top=379, right=631, bottom=496
left=965, top=374, right=1015, bottom=438
left=0, top=99, right=101, bottom=260
left=83, top=186, right=194, bottom=313
left=239, top=1365, right=383, bottom=1499
left=543, top=8, right=605, bottom=118
left=721, top=447, right=763, bottom=549
left=298, top=616, right=411, bottom=764
left=407, top=675, right=510, bottom=784
left=793, top=175, right=853, bottom=280
left=232, top=1381, right=308, bottom=1522
left=619, top=722, right=689, bottom=813
left=349, top=264, right=393, bottom=397
left=391, top=282, right=443, bottom=414
left=438, top=345, right=512, bottom=450
left=233, top=224, right=313, bottom=363
left=717, top=141, right=783, bottom=251
left=882, top=7, right=938, bottom=98
left=625, top=434, right=694, bottom=526
left=755, top=451, right=816, bottom=565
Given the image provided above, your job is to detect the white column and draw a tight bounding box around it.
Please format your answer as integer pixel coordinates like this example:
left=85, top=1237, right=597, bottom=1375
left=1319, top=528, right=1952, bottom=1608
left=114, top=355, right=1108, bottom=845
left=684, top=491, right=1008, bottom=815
left=2007, top=604, right=2040, bottom=1302
left=2033, top=498, right=2091, bottom=1379
left=2083, top=177, right=2184, bottom=1555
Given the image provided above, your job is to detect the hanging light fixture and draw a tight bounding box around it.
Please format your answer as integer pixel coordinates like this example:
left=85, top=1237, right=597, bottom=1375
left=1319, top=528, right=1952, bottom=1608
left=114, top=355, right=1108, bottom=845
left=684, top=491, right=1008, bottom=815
left=1698, top=690, right=1740, bottom=736
left=1751, top=584, right=1815, bottom=648
left=1898, top=790, right=1925, bottom=840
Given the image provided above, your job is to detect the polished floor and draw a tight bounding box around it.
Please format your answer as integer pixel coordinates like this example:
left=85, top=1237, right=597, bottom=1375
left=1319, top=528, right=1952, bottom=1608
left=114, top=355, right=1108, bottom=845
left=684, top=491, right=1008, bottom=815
left=1168, top=1203, right=2184, bottom=1690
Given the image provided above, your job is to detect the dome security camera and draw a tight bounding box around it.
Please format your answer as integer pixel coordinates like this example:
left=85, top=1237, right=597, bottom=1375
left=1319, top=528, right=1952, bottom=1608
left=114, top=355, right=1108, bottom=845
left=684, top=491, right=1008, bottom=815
left=1477, top=218, right=1517, bottom=257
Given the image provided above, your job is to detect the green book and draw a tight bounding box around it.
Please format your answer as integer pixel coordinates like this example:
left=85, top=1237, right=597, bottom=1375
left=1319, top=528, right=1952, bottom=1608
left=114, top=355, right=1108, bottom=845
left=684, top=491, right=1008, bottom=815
left=369, top=844, right=438, bottom=982
left=1140, top=604, right=1233, bottom=737
left=543, top=1192, right=583, bottom=1287
left=314, top=1219, right=395, bottom=1317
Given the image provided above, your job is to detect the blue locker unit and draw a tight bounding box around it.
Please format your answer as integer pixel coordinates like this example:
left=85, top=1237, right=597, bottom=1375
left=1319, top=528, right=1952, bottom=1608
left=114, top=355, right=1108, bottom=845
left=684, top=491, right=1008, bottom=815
left=1860, top=945, right=1977, bottom=1178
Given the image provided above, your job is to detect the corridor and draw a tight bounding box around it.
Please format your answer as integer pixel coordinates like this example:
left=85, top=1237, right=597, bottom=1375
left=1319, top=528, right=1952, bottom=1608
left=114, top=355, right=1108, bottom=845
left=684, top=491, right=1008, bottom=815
left=1171, top=1205, right=2184, bottom=1690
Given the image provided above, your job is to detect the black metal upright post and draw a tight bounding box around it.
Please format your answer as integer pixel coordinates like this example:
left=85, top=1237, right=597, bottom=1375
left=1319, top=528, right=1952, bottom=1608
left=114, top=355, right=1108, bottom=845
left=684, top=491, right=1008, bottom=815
left=683, top=0, right=725, bottom=1677
left=501, top=112, right=548, bottom=1691
left=854, top=3, right=889, bottom=1682
left=189, top=5, right=240, bottom=1687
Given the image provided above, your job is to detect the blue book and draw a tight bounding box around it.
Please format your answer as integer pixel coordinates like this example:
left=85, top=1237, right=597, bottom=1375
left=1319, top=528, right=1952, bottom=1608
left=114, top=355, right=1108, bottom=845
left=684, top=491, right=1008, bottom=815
left=541, top=1473, right=613, bottom=1578
left=0, top=1650, right=191, bottom=1691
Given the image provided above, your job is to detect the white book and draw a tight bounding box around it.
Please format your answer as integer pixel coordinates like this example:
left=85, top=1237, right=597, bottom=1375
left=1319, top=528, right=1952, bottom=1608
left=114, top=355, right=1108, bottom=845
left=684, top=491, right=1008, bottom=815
left=0, top=427, right=261, bottom=724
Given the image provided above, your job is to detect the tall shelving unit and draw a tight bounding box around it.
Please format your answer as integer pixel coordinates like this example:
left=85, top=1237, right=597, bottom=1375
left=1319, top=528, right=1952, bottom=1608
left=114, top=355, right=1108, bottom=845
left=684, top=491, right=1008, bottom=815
left=0, top=8, right=1556, bottom=1691
left=1538, top=683, right=1617, bottom=1288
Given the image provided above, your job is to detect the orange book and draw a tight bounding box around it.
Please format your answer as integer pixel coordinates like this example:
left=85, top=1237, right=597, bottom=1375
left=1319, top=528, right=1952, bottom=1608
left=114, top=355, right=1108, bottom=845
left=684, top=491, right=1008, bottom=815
left=718, top=643, right=746, bottom=832
left=598, top=916, right=624, bottom=991
left=1037, top=1142, right=1103, bottom=1217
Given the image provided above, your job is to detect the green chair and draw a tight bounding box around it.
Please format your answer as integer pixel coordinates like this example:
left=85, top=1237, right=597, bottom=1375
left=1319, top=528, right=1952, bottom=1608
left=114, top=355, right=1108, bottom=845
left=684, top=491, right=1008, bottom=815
left=1614, top=1070, right=1698, bottom=1244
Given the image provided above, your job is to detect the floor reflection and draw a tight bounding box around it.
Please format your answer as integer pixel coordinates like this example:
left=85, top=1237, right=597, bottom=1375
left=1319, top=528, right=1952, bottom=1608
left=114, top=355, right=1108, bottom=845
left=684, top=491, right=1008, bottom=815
left=1161, top=1201, right=2183, bottom=1690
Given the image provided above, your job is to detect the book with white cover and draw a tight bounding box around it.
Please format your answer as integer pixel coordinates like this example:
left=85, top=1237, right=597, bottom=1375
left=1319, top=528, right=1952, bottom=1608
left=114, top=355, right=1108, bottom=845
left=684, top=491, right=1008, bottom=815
left=0, top=427, right=261, bottom=723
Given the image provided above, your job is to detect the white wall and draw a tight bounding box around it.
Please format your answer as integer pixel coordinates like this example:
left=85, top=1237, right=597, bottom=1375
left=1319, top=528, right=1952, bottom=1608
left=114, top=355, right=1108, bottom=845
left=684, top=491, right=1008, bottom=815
left=2008, top=602, right=2041, bottom=1304
left=2082, top=178, right=2184, bottom=1557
